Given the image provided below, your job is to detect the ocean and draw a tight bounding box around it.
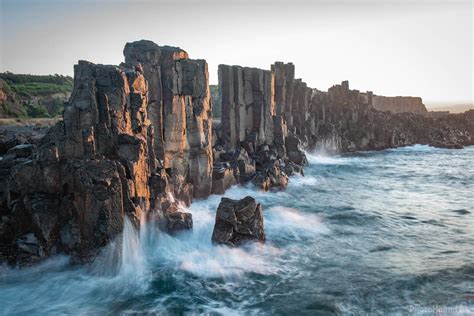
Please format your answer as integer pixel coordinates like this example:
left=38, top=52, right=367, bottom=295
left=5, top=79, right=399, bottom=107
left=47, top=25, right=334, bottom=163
left=1, top=145, right=473, bottom=315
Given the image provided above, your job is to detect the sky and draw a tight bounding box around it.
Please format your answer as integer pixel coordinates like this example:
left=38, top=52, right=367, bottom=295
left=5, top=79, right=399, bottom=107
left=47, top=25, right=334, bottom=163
left=0, top=0, right=472, bottom=105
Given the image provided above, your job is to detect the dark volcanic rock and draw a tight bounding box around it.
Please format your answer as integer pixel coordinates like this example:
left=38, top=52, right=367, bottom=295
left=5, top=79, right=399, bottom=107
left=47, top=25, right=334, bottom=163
left=3, top=41, right=473, bottom=266
left=124, top=40, right=213, bottom=199
left=1, top=60, right=154, bottom=264
left=1, top=40, right=212, bottom=265
left=216, top=62, right=306, bottom=191
left=219, top=60, right=473, bottom=156
left=161, top=208, right=193, bottom=235
left=211, top=163, right=237, bottom=195
left=211, top=196, right=265, bottom=246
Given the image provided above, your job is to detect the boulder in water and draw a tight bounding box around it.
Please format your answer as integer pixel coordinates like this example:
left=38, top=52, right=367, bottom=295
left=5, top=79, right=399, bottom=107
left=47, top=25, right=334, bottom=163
left=211, top=196, right=265, bottom=246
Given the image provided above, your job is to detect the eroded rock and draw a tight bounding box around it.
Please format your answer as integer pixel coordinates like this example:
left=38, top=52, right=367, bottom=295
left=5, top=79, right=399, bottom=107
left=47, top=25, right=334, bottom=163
left=211, top=196, right=265, bottom=246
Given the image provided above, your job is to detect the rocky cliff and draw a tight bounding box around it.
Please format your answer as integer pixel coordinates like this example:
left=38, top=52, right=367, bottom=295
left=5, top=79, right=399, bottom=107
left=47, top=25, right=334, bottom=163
left=0, top=42, right=209, bottom=265
left=310, top=82, right=473, bottom=152
left=370, top=95, right=428, bottom=115
left=1, top=40, right=473, bottom=266
left=123, top=40, right=213, bottom=199
left=217, top=60, right=472, bottom=155
left=215, top=62, right=306, bottom=193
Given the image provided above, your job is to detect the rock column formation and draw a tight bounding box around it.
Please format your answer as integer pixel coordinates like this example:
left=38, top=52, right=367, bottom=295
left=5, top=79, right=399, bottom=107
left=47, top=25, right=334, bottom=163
left=216, top=62, right=308, bottom=192
left=218, top=62, right=473, bottom=156
left=218, top=65, right=275, bottom=150
left=218, top=61, right=314, bottom=161
left=1, top=40, right=473, bottom=266
left=0, top=41, right=212, bottom=265
left=124, top=40, right=213, bottom=199
left=1, top=61, right=155, bottom=263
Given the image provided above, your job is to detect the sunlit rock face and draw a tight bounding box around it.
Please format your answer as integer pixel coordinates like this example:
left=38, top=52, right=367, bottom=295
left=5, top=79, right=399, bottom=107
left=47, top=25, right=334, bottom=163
left=2, top=61, right=155, bottom=264
left=2, top=40, right=473, bottom=266
left=124, top=40, right=213, bottom=198
left=1, top=41, right=209, bottom=265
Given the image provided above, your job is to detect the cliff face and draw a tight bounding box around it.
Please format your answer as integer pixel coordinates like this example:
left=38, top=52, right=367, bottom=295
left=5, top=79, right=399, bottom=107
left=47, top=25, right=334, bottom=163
left=1, top=40, right=473, bottom=266
left=1, top=62, right=152, bottom=263
left=370, top=95, right=428, bottom=115
left=0, top=79, right=26, bottom=118
left=0, top=42, right=209, bottom=265
left=216, top=62, right=307, bottom=193
left=218, top=65, right=275, bottom=150
left=218, top=63, right=473, bottom=155
left=123, top=40, right=213, bottom=199
left=309, top=82, right=473, bottom=152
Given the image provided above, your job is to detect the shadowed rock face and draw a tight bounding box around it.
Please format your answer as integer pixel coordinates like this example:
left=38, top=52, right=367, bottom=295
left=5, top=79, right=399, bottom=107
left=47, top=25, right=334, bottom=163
left=1, top=61, right=154, bottom=264
left=310, top=82, right=473, bottom=152
left=217, top=60, right=473, bottom=166
left=218, top=65, right=275, bottom=150
left=0, top=43, right=205, bottom=265
left=211, top=196, right=265, bottom=246
left=215, top=62, right=306, bottom=194
left=124, top=40, right=213, bottom=199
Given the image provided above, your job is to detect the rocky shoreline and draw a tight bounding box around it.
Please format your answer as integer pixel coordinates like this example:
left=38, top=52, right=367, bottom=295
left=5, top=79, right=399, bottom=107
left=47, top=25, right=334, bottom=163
left=1, top=40, right=472, bottom=266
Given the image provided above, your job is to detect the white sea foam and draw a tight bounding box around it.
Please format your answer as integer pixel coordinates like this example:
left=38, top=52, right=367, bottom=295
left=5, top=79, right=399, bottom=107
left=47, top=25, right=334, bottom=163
left=144, top=197, right=282, bottom=279
left=266, top=206, right=329, bottom=239
left=291, top=173, right=319, bottom=186
left=1, top=146, right=471, bottom=314
left=306, top=150, right=348, bottom=165
left=120, top=217, right=149, bottom=281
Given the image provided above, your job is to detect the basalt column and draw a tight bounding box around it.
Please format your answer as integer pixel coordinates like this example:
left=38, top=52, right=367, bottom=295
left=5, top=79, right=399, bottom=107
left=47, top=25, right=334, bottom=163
left=272, top=62, right=295, bottom=131
left=124, top=40, right=213, bottom=198
left=5, top=61, right=155, bottom=263
left=218, top=65, right=275, bottom=150
left=271, top=62, right=296, bottom=153
left=291, top=79, right=313, bottom=138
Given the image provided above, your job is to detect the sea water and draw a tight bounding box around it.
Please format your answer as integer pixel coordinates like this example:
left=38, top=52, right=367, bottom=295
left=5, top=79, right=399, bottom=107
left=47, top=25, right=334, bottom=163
left=1, top=145, right=473, bottom=315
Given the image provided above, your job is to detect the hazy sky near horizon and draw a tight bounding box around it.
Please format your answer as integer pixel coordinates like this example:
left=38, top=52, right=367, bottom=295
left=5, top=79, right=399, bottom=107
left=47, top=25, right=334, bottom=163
left=0, top=0, right=472, bottom=104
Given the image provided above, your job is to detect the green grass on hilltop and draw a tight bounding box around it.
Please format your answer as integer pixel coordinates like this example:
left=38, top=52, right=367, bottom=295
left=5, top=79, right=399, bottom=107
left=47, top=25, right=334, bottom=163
left=0, top=72, right=73, bottom=118
left=0, top=72, right=73, bottom=97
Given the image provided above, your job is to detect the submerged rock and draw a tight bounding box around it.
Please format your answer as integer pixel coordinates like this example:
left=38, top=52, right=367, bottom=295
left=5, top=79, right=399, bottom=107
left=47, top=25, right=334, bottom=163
left=211, top=196, right=265, bottom=246
left=430, top=141, right=464, bottom=149
left=161, top=208, right=193, bottom=235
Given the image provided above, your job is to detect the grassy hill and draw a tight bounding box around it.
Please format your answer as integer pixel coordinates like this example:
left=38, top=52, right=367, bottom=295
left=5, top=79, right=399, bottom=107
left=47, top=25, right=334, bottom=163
left=0, top=72, right=73, bottom=118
